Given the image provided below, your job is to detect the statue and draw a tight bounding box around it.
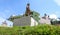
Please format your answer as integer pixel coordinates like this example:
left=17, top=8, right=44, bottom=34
left=25, top=3, right=31, bottom=16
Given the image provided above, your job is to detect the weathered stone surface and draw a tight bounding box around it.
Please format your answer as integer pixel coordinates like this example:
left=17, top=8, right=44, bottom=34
left=13, top=16, right=38, bottom=26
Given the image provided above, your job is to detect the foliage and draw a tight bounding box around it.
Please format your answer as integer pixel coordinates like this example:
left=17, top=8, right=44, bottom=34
left=51, top=19, right=60, bottom=25
left=8, top=15, right=22, bottom=22
left=0, top=24, right=60, bottom=35
left=31, top=11, right=40, bottom=22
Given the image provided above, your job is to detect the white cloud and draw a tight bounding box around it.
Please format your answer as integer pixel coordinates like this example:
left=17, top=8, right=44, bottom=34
left=57, top=18, right=60, bottom=21
left=54, top=0, right=60, bottom=6
left=0, top=17, right=5, bottom=22
left=49, top=14, right=57, bottom=19
left=12, top=14, right=16, bottom=17
left=20, top=13, right=24, bottom=15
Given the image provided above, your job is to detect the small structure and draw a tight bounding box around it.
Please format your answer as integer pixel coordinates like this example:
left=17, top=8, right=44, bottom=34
left=1, top=21, right=7, bottom=27
left=39, top=14, right=51, bottom=24
left=13, top=16, right=38, bottom=26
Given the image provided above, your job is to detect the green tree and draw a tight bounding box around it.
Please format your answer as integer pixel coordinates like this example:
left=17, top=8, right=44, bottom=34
left=8, top=15, right=22, bottom=22
left=31, top=11, right=40, bottom=22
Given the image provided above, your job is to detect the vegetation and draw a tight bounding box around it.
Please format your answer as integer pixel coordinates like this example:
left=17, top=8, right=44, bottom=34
left=51, top=19, right=60, bottom=25
left=31, top=11, right=40, bottom=22
left=8, top=15, right=23, bottom=22
left=0, top=24, right=60, bottom=35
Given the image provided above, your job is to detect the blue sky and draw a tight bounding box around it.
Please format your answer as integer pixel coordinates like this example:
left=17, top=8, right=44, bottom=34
left=0, top=0, right=60, bottom=19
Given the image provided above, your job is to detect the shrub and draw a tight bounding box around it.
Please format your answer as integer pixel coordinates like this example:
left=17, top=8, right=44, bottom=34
left=0, top=24, right=60, bottom=35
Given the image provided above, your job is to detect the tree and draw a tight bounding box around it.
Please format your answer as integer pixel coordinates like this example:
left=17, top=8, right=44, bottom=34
left=8, top=15, right=22, bottom=22
left=50, top=19, right=60, bottom=25
left=30, top=11, right=40, bottom=22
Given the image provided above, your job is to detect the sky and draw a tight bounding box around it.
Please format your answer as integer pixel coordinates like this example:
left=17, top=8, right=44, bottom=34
left=0, top=0, right=60, bottom=19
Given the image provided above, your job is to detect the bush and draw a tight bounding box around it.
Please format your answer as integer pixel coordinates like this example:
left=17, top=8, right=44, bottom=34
left=0, top=24, right=60, bottom=35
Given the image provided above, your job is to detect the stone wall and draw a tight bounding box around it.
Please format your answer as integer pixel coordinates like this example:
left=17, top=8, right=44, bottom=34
left=13, top=16, right=38, bottom=26
left=13, top=16, right=31, bottom=26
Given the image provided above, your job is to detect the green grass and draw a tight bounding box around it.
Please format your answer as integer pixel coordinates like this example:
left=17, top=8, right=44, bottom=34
left=0, top=24, right=60, bottom=35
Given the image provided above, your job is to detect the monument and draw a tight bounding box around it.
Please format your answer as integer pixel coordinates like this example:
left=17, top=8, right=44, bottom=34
left=13, top=3, right=38, bottom=26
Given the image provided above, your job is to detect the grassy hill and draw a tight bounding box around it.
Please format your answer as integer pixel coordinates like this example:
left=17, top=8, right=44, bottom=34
left=0, top=24, right=60, bottom=35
